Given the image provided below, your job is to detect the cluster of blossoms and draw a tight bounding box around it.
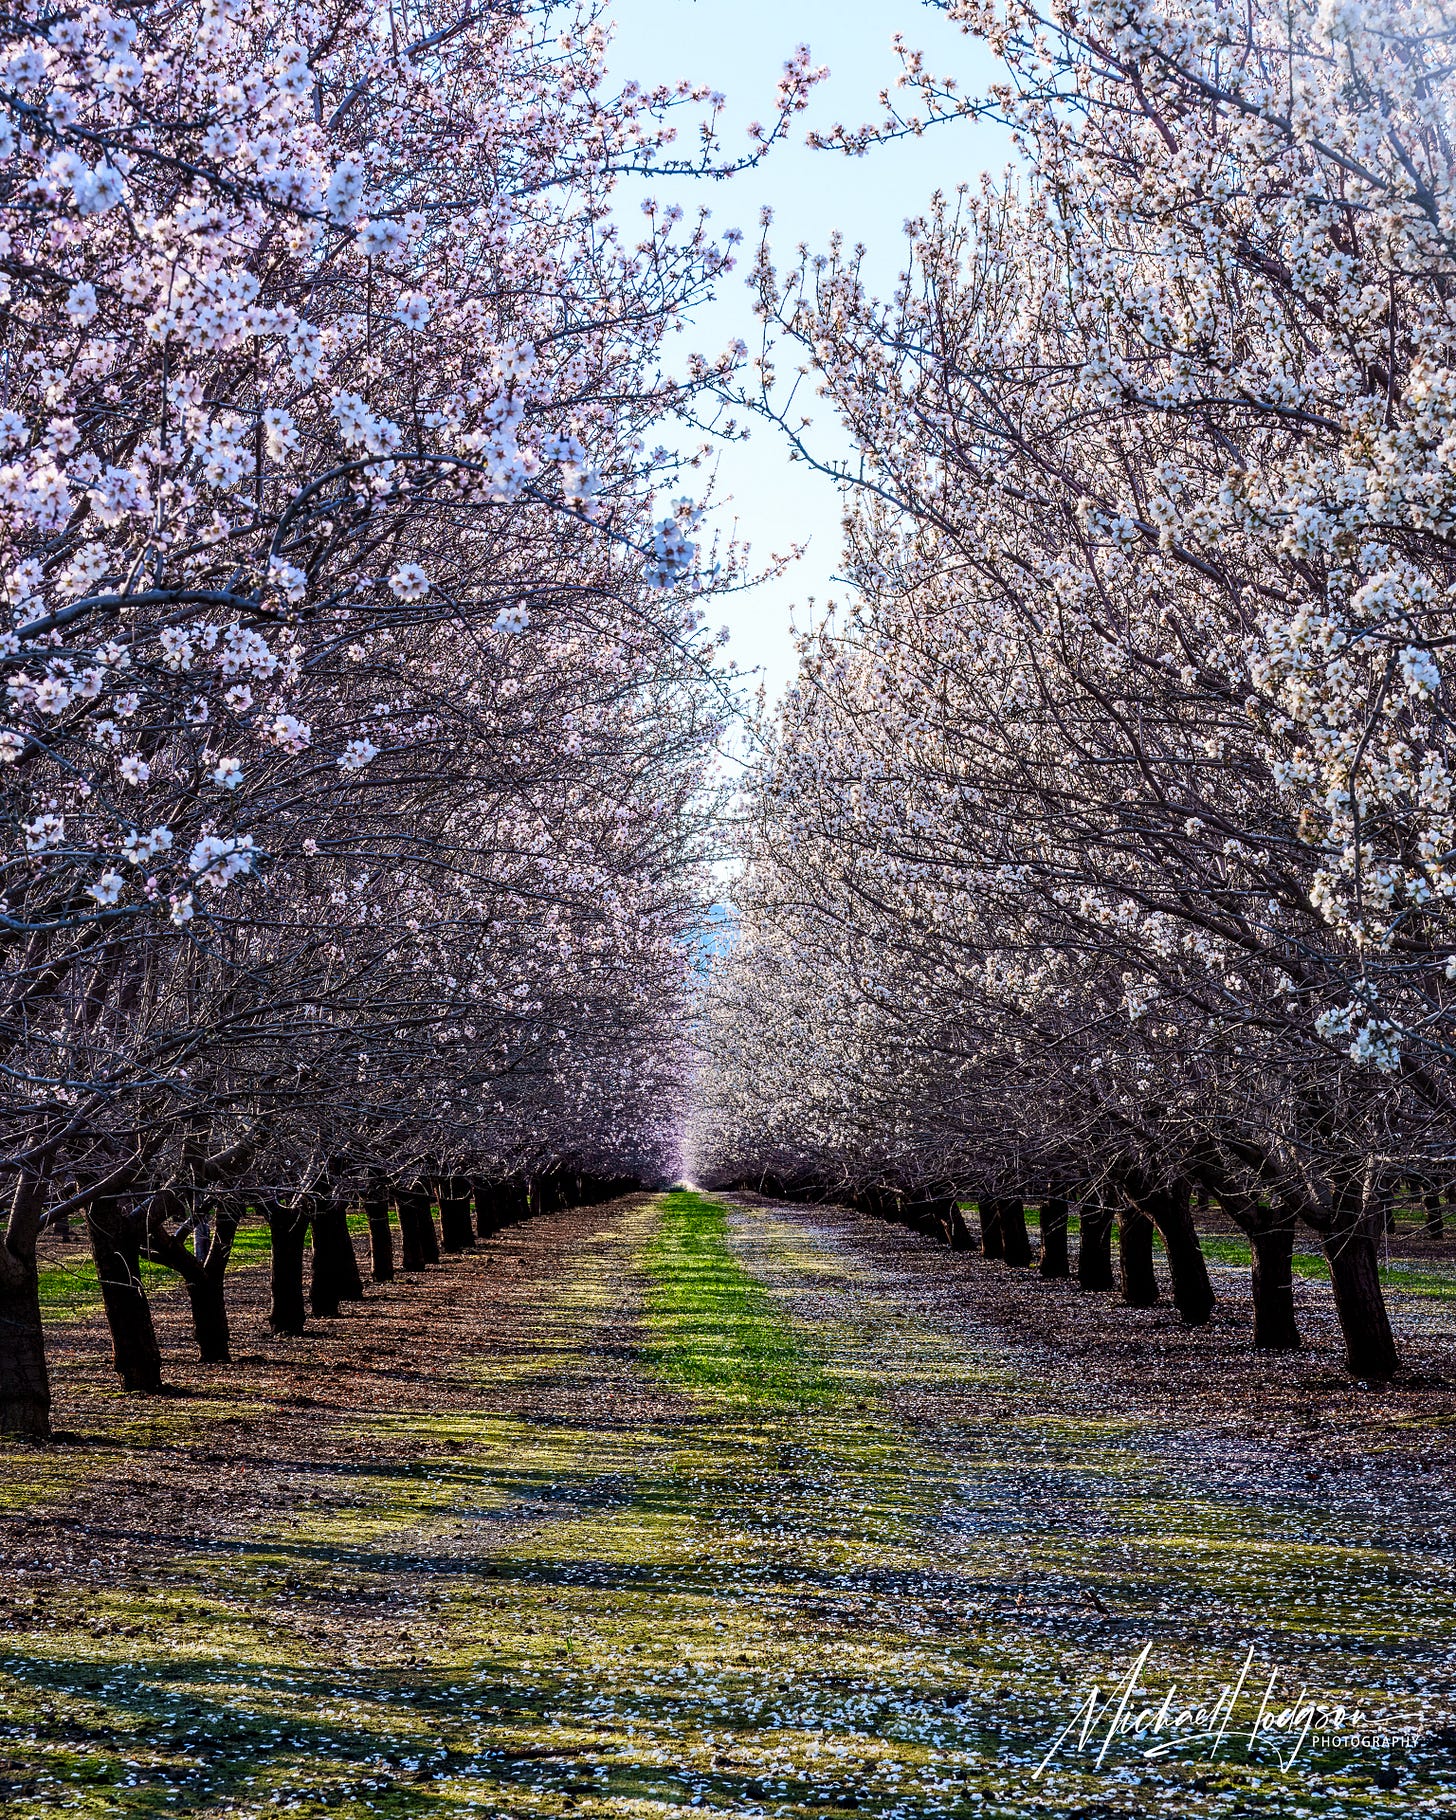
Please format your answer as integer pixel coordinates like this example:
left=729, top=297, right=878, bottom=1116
left=694, top=0, right=1456, bottom=1383
left=0, top=0, right=823, bottom=1436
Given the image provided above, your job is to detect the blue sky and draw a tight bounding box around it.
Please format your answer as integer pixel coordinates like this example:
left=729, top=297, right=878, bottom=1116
left=606, top=1, right=1007, bottom=702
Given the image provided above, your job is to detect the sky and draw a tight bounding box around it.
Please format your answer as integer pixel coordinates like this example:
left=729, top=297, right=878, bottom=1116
left=605, top=0, right=1008, bottom=704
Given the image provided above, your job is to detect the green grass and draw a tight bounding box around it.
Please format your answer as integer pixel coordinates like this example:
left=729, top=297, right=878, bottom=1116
left=38, top=1251, right=175, bottom=1320
left=642, top=1189, right=834, bottom=1406
left=1377, top=1259, right=1456, bottom=1296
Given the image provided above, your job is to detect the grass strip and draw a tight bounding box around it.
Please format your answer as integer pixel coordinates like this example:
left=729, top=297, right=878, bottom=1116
left=641, top=1189, right=835, bottom=1407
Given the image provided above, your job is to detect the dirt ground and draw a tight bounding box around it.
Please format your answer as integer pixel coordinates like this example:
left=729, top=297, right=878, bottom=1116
left=752, top=1194, right=1456, bottom=1508
left=0, top=1192, right=1453, bottom=1818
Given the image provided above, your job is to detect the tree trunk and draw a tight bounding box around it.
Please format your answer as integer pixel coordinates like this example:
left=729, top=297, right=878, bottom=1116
left=1118, top=1203, right=1158, bottom=1307
left=313, top=1201, right=364, bottom=1317
left=309, top=1199, right=339, bottom=1318
left=459, top=1176, right=481, bottom=1243
left=310, top=1198, right=363, bottom=1315
left=438, top=1178, right=475, bottom=1251
left=1423, top=1188, right=1444, bottom=1239
left=88, top=1198, right=163, bottom=1393
left=470, top=1179, right=497, bottom=1239
left=979, top=1199, right=1005, bottom=1261
left=365, top=1191, right=394, bottom=1282
left=1140, top=1182, right=1215, bottom=1325
left=186, top=1273, right=230, bottom=1363
left=1038, top=1198, right=1069, bottom=1279
left=1324, top=1224, right=1399, bottom=1380
left=1001, top=1198, right=1032, bottom=1268
left=0, top=1270, right=49, bottom=1436
left=1250, top=1228, right=1301, bottom=1351
left=903, top=1198, right=944, bottom=1241
left=397, top=1186, right=429, bottom=1271
left=436, top=1179, right=461, bottom=1252
left=267, top=1201, right=309, bottom=1336
left=339, top=1205, right=365, bottom=1298
left=0, top=1172, right=51, bottom=1438
left=1076, top=1199, right=1114, bottom=1290
left=949, top=1203, right=976, bottom=1252
left=419, top=1190, right=441, bottom=1264
left=180, top=1199, right=241, bottom=1364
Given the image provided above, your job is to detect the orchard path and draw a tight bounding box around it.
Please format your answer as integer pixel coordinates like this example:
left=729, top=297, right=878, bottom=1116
left=2, top=1190, right=1456, bottom=1818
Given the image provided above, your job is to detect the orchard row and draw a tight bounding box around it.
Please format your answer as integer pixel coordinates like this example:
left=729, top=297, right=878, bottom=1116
left=0, top=2, right=821, bottom=1436
left=694, top=0, right=1456, bottom=1382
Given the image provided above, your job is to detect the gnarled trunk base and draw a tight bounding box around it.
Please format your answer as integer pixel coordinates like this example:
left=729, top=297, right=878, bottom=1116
left=310, top=1200, right=363, bottom=1316
left=439, top=1179, right=475, bottom=1251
